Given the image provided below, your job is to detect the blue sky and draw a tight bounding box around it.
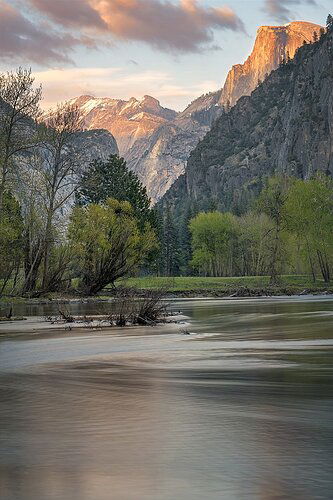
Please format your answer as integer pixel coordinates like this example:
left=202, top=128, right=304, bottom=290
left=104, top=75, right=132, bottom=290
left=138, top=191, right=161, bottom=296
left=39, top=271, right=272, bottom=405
left=0, top=0, right=330, bottom=110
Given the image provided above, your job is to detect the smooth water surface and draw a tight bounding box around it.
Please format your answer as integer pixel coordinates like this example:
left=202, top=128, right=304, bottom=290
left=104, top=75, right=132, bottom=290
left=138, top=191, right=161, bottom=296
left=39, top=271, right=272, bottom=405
left=1, top=296, right=333, bottom=500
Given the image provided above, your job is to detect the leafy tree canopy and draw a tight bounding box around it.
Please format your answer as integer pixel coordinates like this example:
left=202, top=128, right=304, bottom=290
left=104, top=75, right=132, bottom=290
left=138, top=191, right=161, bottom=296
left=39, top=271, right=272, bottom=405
left=0, top=191, right=23, bottom=277
left=189, top=211, right=238, bottom=276
left=68, top=198, right=158, bottom=295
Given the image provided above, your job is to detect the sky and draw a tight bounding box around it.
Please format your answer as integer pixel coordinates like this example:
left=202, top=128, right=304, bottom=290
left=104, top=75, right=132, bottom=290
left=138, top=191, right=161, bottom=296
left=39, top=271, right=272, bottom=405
left=0, top=0, right=330, bottom=111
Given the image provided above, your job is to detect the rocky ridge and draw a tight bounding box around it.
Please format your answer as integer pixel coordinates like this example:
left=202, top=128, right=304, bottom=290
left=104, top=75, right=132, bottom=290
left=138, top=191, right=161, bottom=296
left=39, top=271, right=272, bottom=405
left=64, top=94, right=176, bottom=157
left=47, top=21, right=322, bottom=202
left=219, top=21, right=321, bottom=107
left=160, top=27, right=333, bottom=217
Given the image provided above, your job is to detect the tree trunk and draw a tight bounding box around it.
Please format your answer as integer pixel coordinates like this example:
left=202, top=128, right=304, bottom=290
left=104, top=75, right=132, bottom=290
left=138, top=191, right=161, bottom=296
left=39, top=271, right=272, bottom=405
left=305, top=239, right=316, bottom=283
left=269, top=224, right=281, bottom=285
left=41, top=201, right=55, bottom=290
left=317, top=250, right=330, bottom=283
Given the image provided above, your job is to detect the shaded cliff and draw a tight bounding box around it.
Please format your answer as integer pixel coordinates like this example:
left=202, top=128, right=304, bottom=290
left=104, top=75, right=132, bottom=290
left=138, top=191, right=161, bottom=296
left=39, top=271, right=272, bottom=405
left=126, top=91, right=222, bottom=201
left=72, top=128, right=118, bottom=161
left=161, top=28, right=333, bottom=216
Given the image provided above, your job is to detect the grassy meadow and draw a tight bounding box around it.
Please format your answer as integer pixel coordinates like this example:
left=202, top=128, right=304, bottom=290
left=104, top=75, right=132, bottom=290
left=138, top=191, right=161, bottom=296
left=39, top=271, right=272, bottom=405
left=115, top=275, right=332, bottom=295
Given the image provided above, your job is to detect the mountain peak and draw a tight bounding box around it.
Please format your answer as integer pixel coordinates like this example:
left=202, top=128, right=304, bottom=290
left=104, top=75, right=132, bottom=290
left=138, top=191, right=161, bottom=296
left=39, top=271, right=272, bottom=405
left=219, top=20, right=322, bottom=107
left=53, top=93, right=177, bottom=157
left=140, top=95, right=159, bottom=104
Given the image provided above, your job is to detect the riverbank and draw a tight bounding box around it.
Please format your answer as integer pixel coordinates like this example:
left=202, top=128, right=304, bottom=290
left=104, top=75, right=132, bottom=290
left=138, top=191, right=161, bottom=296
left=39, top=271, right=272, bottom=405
left=115, top=275, right=333, bottom=298
left=0, top=275, right=332, bottom=306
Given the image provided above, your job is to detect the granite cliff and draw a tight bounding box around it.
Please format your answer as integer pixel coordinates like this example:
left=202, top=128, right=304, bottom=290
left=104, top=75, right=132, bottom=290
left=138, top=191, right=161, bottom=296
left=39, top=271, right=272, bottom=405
left=161, top=27, right=333, bottom=217
left=126, top=91, right=222, bottom=201
left=46, top=21, right=321, bottom=202
left=135, top=21, right=321, bottom=201
left=219, top=21, right=321, bottom=107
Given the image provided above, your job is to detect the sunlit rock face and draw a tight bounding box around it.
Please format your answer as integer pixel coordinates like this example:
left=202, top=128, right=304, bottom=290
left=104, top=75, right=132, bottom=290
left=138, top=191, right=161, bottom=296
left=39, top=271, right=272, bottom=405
left=160, top=28, right=333, bottom=221
left=219, top=21, right=322, bottom=107
left=65, top=94, right=177, bottom=157
left=45, top=22, right=321, bottom=203
left=134, top=22, right=321, bottom=202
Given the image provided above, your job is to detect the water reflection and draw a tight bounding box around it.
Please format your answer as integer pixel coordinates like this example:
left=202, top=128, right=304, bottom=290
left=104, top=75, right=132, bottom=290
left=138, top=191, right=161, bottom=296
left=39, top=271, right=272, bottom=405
left=0, top=297, right=333, bottom=499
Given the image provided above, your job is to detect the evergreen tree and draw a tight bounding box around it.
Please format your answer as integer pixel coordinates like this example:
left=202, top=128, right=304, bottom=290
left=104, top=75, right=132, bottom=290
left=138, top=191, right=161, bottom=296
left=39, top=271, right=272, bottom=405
left=159, top=203, right=180, bottom=276
left=76, top=155, right=155, bottom=227
left=326, top=14, right=333, bottom=32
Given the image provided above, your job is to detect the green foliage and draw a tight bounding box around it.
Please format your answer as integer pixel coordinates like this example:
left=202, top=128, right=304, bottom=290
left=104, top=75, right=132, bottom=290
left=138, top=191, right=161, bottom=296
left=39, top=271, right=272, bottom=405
left=76, top=155, right=155, bottom=227
left=158, top=203, right=181, bottom=276
left=256, top=176, right=290, bottom=221
left=285, top=175, right=333, bottom=282
left=256, top=176, right=292, bottom=283
left=189, top=211, right=238, bottom=276
left=0, top=192, right=23, bottom=271
left=237, top=212, right=273, bottom=276
left=0, top=191, right=23, bottom=294
left=68, top=198, right=158, bottom=295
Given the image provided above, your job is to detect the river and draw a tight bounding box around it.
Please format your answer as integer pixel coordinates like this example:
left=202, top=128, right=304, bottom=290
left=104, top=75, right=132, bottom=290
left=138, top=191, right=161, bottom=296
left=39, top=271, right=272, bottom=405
left=0, top=296, right=333, bottom=499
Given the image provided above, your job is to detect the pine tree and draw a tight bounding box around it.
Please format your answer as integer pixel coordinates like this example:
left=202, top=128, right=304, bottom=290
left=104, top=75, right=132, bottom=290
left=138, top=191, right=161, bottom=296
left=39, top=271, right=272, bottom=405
left=160, top=203, right=179, bottom=276
left=76, top=155, right=155, bottom=228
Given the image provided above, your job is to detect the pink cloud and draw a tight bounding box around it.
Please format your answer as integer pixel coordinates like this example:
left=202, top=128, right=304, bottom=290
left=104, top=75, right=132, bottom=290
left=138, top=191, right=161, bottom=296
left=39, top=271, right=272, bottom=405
left=30, top=0, right=107, bottom=30
left=28, top=0, right=244, bottom=54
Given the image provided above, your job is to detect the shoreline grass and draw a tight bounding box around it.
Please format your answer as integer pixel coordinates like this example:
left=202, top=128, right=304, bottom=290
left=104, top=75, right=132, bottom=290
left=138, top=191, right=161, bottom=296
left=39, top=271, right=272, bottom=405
left=114, top=275, right=332, bottom=295
left=0, top=275, right=332, bottom=305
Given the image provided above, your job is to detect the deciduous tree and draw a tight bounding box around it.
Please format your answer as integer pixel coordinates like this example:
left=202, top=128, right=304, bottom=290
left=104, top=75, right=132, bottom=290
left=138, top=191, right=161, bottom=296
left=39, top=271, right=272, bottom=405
left=256, top=176, right=291, bottom=284
left=0, top=68, right=41, bottom=215
left=69, top=198, right=158, bottom=295
left=189, top=211, right=238, bottom=276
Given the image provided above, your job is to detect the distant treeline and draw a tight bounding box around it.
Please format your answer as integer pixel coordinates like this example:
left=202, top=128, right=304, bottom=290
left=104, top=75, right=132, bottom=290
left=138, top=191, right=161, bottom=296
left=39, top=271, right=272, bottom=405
left=158, top=175, right=333, bottom=284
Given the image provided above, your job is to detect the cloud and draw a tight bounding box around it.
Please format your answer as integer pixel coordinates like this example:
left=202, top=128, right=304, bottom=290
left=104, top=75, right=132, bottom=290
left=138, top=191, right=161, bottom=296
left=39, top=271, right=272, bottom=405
left=263, top=0, right=317, bottom=23
left=34, top=66, right=219, bottom=111
left=28, top=0, right=244, bottom=54
left=29, top=0, right=107, bottom=30
left=0, top=0, right=92, bottom=64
